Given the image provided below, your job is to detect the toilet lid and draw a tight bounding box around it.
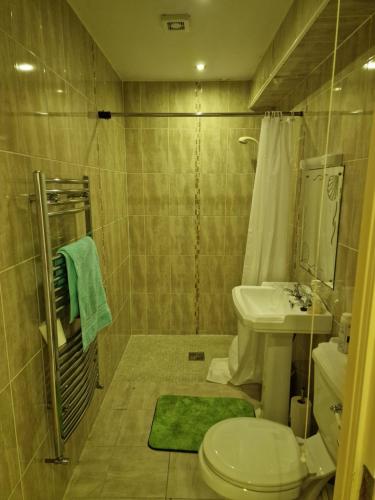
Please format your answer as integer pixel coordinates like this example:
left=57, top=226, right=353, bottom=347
left=202, top=417, right=305, bottom=490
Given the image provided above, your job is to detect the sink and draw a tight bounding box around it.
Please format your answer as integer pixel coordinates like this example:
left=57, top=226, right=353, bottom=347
left=232, top=284, right=332, bottom=334
left=231, top=282, right=332, bottom=424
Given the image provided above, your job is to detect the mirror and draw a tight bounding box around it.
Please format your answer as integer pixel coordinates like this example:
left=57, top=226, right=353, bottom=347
left=299, top=161, right=344, bottom=288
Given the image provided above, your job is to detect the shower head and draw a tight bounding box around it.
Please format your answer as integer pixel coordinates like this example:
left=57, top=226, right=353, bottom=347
left=238, top=136, right=259, bottom=145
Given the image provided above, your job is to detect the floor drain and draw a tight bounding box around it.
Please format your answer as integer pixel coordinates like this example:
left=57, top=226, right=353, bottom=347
left=188, top=352, right=205, bottom=361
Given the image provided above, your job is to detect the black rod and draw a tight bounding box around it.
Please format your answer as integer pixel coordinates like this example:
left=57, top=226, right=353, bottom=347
left=97, top=110, right=304, bottom=119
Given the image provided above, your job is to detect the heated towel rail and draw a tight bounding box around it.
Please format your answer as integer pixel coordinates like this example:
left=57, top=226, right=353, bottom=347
left=32, top=171, right=102, bottom=464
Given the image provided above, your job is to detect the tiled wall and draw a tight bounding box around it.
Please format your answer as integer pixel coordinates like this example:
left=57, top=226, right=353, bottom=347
left=248, top=0, right=329, bottom=108
left=291, top=8, right=375, bottom=391
left=0, top=1, right=130, bottom=499
left=124, top=81, right=261, bottom=335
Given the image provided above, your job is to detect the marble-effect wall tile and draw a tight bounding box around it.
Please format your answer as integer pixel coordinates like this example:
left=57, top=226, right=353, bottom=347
left=0, top=386, right=20, bottom=499
left=1, top=260, right=40, bottom=378
left=124, top=81, right=262, bottom=335
left=0, top=1, right=130, bottom=497
left=291, top=11, right=374, bottom=396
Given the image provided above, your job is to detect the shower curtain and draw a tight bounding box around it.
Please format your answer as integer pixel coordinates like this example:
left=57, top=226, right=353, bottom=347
left=207, top=114, right=296, bottom=385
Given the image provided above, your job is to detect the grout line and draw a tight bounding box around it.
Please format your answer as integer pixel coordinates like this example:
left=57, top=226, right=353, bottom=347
left=166, top=98, right=173, bottom=335
left=0, top=255, right=35, bottom=277
left=139, top=85, right=147, bottom=336
left=18, top=432, right=50, bottom=485
left=6, top=479, right=23, bottom=500
left=165, top=452, right=171, bottom=499
left=7, top=348, right=42, bottom=387
left=338, top=242, right=359, bottom=253
left=0, top=143, right=125, bottom=173
left=193, top=82, right=202, bottom=336
left=121, top=80, right=133, bottom=340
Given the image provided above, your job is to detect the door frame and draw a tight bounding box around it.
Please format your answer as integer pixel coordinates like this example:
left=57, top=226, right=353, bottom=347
left=333, top=109, right=375, bottom=497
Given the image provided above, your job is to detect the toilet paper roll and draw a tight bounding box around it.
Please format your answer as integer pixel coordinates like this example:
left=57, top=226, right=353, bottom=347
left=290, top=396, right=312, bottom=438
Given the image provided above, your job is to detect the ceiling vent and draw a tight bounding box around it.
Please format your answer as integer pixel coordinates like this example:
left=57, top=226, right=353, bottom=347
left=161, top=14, right=191, bottom=32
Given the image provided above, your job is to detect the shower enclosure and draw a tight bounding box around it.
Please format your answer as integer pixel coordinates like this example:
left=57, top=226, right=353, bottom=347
left=122, top=81, right=279, bottom=338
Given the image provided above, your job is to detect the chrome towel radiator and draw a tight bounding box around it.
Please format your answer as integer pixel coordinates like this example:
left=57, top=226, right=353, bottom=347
left=32, top=171, right=102, bottom=464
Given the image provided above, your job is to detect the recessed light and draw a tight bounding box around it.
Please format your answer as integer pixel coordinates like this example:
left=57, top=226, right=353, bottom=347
left=363, top=58, right=375, bottom=70
left=333, top=86, right=342, bottom=92
left=15, top=62, right=35, bottom=72
left=56, top=89, right=64, bottom=94
left=196, top=62, right=206, bottom=71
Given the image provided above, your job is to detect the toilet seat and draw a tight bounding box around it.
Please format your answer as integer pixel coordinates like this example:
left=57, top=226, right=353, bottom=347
left=201, top=417, right=307, bottom=493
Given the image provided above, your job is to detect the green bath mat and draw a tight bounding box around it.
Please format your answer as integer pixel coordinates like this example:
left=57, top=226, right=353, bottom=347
left=148, top=395, right=255, bottom=452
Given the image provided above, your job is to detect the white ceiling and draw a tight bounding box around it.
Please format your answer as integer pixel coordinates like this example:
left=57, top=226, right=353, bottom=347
left=68, top=0, right=294, bottom=81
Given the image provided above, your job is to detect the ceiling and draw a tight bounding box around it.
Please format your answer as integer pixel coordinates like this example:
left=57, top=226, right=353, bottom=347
left=68, top=0, right=294, bottom=81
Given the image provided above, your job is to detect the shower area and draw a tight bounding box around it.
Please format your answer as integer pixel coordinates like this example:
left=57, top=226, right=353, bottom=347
left=124, top=81, right=260, bottom=337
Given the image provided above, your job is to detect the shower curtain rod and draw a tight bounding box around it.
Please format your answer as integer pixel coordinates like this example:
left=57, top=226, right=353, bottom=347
left=97, top=110, right=304, bottom=119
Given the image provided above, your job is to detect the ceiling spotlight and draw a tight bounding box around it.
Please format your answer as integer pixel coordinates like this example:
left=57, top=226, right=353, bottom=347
left=196, top=62, right=206, bottom=71
left=15, top=62, right=35, bottom=72
left=363, top=58, right=375, bottom=70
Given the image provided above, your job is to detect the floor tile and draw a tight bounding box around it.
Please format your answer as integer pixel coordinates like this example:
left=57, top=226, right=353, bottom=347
left=124, top=382, right=164, bottom=410
left=167, top=453, right=220, bottom=499
left=102, top=447, right=169, bottom=498
left=87, top=409, right=127, bottom=446
left=117, top=409, right=154, bottom=446
left=64, top=447, right=113, bottom=498
left=64, top=335, right=240, bottom=500
left=100, top=381, right=133, bottom=411
left=63, top=471, right=105, bottom=498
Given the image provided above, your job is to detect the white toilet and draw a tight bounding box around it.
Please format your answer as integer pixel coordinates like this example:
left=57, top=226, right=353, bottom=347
left=199, top=340, right=347, bottom=500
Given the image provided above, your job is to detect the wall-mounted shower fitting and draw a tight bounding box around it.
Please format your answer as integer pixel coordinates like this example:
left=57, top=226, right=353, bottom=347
left=238, top=136, right=259, bottom=145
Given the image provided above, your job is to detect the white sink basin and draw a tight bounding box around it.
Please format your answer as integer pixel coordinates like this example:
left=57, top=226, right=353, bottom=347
left=232, top=284, right=332, bottom=334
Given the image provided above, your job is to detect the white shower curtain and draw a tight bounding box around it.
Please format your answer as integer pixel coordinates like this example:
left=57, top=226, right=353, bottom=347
left=230, top=115, right=295, bottom=384
left=207, top=114, right=296, bottom=385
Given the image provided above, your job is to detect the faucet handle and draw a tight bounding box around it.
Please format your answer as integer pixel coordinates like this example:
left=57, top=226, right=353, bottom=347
left=293, top=283, right=303, bottom=299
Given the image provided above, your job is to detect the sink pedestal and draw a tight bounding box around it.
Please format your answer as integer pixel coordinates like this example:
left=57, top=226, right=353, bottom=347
left=262, top=333, right=293, bottom=424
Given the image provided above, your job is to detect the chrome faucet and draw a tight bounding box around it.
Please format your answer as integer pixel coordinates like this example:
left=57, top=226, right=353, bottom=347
left=285, top=283, right=313, bottom=310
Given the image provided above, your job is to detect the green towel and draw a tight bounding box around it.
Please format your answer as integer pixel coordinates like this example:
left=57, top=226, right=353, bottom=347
left=58, top=236, right=112, bottom=351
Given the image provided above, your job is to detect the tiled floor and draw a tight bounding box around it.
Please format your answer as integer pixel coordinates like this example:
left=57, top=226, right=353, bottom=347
left=63, top=335, right=261, bottom=500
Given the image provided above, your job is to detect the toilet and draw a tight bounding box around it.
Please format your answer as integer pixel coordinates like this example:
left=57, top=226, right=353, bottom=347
left=199, top=340, right=346, bottom=499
